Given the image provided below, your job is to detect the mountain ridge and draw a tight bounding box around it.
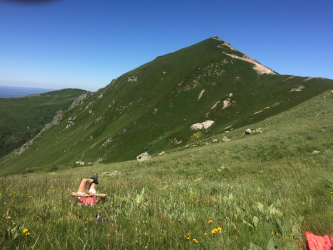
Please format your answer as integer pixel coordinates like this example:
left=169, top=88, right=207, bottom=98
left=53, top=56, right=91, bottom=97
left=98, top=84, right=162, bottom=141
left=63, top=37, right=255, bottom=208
left=1, top=37, right=332, bottom=174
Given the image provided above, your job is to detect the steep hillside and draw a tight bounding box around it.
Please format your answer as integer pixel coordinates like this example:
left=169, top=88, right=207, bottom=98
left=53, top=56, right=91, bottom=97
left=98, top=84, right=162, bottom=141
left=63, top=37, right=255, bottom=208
left=1, top=37, right=332, bottom=174
left=0, top=89, right=86, bottom=159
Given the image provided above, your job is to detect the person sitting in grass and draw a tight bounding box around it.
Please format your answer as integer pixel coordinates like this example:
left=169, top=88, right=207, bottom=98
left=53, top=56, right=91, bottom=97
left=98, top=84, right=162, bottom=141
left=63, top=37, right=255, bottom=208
left=77, top=172, right=99, bottom=206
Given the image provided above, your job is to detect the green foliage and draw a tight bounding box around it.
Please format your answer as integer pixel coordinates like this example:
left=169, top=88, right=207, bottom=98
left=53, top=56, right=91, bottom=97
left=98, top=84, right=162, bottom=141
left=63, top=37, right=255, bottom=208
left=0, top=89, right=85, bottom=159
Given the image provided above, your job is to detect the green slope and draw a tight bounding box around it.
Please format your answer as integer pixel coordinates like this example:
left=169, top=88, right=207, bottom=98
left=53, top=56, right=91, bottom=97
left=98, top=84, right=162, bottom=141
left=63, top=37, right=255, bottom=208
left=1, top=91, right=333, bottom=249
left=1, top=37, right=332, bottom=174
left=0, top=89, right=86, bottom=159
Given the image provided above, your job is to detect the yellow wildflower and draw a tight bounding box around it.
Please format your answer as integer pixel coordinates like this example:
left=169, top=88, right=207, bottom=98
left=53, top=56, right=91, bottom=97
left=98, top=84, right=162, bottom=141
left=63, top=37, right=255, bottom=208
left=7, top=216, right=11, bottom=219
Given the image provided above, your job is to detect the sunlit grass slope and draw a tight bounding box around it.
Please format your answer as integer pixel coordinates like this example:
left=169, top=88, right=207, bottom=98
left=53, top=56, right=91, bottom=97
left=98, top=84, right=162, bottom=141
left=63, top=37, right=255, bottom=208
left=0, top=89, right=85, bottom=159
left=1, top=37, right=332, bottom=173
left=1, top=91, right=333, bottom=249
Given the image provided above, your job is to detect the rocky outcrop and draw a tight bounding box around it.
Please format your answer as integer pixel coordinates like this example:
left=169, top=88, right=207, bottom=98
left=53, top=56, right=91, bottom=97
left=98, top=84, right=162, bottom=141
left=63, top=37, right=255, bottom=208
left=222, top=136, right=231, bottom=142
left=245, top=128, right=263, bottom=135
left=290, top=85, right=305, bottom=92
left=128, top=76, right=137, bottom=82
left=157, top=151, right=166, bottom=156
left=37, top=110, right=64, bottom=137
left=66, top=117, right=74, bottom=128
left=68, top=91, right=91, bottom=110
left=76, top=161, right=87, bottom=166
left=16, top=140, right=34, bottom=155
left=137, top=152, right=151, bottom=161
left=190, top=120, right=215, bottom=130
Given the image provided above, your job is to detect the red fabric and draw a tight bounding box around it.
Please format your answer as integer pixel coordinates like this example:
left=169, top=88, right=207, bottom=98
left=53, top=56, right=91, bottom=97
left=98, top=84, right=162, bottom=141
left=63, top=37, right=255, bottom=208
left=79, top=196, right=97, bottom=206
left=306, top=231, right=333, bottom=250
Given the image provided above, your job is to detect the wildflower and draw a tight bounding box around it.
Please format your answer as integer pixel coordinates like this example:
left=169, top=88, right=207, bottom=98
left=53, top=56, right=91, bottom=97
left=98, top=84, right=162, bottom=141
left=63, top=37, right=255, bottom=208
left=85, top=228, right=87, bottom=231
left=178, top=219, right=181, bottom=222
left=208, top=219, right=213, bottom=224
left=204, top=233, right=207, bottom=236
left=276, top=233, right=279, bottom=236
left=271, top=232, right=274, bottom=235
left=302, top=203, right=305, bottom=205
left=31, top=247, right=34, bottom=249
left=108, top=234, right=111, bottom=237
left=193, top=196, right=196, bottom=198
left=13, top=223, right=15, bottom=225
left=85, top=221, right=87, bottom=224
left=4, top=202, right=6, bottom=205
left=26, top=232, right=30, bottom=236
left=7, top=216, right=11, bottom=219
left=23, top=229, right=28, bottom=233
left=29, top=196, right=32, bottom=198
left=193, top=238, right=198, bottom=243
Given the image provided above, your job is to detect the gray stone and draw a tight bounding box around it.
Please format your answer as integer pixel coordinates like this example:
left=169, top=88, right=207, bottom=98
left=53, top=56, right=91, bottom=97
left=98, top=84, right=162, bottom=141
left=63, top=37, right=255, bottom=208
left=76, top=161, right=86, bottom=166
left=137, top=152, right=151, bottom=161
left=157, top=151, right=166, bottom=156
left=222, top=136, right=231, bottom=142
left=68, top=91, right=91, bottom=110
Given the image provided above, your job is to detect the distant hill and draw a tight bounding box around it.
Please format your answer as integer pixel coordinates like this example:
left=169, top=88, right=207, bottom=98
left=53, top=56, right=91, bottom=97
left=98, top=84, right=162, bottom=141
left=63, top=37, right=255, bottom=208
left=0, top=37, right=332, bottom=174
left=0, top=86, right=56, bottom=98
left=0, top=88, right=86, bottom=160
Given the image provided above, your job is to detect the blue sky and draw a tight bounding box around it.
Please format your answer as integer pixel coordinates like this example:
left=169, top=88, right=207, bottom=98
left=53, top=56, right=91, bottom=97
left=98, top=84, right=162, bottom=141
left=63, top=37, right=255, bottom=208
left=0, top=0, right=332, bottom=91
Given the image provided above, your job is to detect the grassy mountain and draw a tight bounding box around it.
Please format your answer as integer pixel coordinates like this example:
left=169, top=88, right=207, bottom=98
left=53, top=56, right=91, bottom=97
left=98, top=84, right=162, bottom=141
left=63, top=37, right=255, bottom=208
left=1, top=90, right=333, bottom=249
left=0, top=37, right=332, bottom=174
left=0, top=89, right=86, bottom=159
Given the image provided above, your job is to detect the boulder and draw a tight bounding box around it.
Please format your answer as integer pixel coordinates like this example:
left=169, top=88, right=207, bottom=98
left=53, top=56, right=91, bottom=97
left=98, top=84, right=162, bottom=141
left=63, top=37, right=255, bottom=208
left=245, top=128, right=263, bottom=135
left=157, top=151, right=166, bottom=156
left=222, top=136, right=231, bottom=142
left=66, top=117, right=74, bottom=128
left=137, top=152, right=151, bottom=161
left=76, top=161, right=86, bottom=166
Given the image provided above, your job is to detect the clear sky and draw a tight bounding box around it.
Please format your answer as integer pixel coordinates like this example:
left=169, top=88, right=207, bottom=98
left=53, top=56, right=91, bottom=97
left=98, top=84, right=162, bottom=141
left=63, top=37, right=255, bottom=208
left=0, top=0, right=332, bottom=92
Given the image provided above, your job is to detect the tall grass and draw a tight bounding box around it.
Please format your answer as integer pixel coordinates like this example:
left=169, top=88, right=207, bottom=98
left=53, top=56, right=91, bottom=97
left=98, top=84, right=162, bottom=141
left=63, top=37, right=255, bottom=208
left=1, top=91, right=333, bottom=249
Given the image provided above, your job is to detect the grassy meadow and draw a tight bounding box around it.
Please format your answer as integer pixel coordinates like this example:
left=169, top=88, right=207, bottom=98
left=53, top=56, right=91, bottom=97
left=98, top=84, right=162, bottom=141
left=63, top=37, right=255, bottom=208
left=1, top=91, right=333, bottom=249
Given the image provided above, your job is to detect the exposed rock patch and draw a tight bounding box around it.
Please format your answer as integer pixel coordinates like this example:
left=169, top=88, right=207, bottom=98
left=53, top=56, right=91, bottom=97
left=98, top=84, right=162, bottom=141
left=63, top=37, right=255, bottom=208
left=66, top=117, right=74, bottom=128
left=16, top=140, right=34, bottom=155
left=101, top=137, right=112, bottom=147
left=190, top=120, right=215, bottom=130
left=68, top=91, right=91, bottom=111
left=290, top=85, right=305, bottom=92
left=137, top=152, right=151, bottom=161
left=245, top=128, right=263, bottom=135
left=169, top=138, right=182, bottom=145
left=223, top=52, right=275, bottom=75
left=38, top=110, right=64, bottom=137
left=157, top=151, right=166, bottom=156
left=211, top=101, right=220, bottom=109
left=222, top=136, right=231, bottom=142
left=198, top=89, right=206, bottom=100
left=76, top=161, right=87, bottom=166
left=128, top=76, right=137, bottom=82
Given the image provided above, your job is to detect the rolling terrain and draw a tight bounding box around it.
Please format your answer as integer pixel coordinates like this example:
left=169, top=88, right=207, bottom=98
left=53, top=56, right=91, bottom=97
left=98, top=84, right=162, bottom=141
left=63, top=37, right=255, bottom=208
left=0, top=89, right=86, bottom=160
left=1, top=90, right=333, bottom=249
left=0, top=36, right=332, bottom=174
